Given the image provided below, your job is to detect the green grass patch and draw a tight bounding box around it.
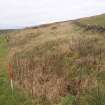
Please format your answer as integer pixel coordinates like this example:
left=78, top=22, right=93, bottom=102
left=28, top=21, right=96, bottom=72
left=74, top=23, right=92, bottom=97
left=61, top=95, right=75, bottom=105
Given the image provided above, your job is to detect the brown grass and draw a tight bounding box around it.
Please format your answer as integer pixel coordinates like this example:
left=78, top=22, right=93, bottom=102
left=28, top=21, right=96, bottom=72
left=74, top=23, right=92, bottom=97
left=8, top=20, right=105, bottom=105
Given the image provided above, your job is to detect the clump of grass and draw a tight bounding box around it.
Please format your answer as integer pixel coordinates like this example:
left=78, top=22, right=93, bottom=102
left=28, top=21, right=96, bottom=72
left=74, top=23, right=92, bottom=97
left=61, top=95, right=75, bottom=105
left=69, top=33, right=105, bottom=105
left=86, top=87, right=105, bottom=105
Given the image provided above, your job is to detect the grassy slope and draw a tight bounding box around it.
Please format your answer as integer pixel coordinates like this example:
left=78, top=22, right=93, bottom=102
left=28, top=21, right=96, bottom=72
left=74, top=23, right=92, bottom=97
left=0, top=35, right=33, bottom=105
left=3, top=14, right=105, bottom=105
left=79, top=14, right=105, bottom=26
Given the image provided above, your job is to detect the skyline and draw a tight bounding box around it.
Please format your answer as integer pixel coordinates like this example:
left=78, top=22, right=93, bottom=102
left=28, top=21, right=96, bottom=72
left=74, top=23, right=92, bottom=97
left=0, top=0, right=105, bottom=29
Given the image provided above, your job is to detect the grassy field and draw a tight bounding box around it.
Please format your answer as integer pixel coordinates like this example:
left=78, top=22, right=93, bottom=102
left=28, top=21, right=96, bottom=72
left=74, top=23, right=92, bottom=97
left=0, top=35, right=33, bottom=105
left=1, top=14, right=105, bottom=105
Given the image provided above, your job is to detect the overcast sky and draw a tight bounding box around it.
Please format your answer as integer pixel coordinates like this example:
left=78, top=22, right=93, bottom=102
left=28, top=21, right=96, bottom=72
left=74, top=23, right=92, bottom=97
left=0, top=0, right=105, bottom=29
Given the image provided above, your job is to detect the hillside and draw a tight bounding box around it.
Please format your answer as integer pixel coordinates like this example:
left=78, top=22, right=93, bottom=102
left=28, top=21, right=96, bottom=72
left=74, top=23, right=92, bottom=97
left=3, top=14, right=105, bottom=105
left=78, top=14, right=105, bottom=26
